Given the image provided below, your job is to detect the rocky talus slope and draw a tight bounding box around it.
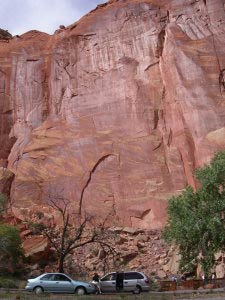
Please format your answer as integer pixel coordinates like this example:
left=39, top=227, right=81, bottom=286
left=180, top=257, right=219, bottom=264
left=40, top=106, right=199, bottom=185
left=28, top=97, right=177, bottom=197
left=18, top=225, right=225, bottom=279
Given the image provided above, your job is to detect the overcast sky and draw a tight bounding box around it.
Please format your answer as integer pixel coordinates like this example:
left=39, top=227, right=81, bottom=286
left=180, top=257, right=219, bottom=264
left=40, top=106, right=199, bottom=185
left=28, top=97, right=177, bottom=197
left=1, top=0, right=106, bottom=36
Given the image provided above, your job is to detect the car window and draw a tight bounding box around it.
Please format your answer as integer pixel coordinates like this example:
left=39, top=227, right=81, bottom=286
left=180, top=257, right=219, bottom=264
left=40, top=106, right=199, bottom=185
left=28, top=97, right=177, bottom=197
left=54, top=274, right=71, bottom=282
left=40, top=274, right=55, bottom=281
left=125, top=272, right=144, bottom=280
left=101, top=273, right=116, bottom=281
left=135, top=272, right=144, bottom=279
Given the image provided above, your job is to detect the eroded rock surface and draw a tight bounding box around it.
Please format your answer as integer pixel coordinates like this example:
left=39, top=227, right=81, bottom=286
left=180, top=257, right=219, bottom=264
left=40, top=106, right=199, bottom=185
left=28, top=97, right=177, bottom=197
left=1, top=0, right=225, bottom=229
left=22, top=235, right=49, bottom=261
left=0, top=167, right=14, bottom=196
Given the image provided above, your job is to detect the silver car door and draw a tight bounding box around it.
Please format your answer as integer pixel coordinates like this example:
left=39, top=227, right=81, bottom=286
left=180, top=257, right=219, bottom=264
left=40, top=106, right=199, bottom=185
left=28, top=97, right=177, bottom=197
left=39, top=274, right=56, bottom=292
left=100, top=273, right=116, bottom=292
left=47, top=274, right=60, bottom=292
left=53, top=274, right=74, bottom=293
left=124, top=272, right=137, bottom=292
left=60, top=275, right=74, bottom=293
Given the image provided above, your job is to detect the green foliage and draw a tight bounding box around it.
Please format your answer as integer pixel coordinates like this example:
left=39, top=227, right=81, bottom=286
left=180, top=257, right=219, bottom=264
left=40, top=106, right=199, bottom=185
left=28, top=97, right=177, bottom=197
left=148, top=278, right=160, bottom=291
left=28, top=221, right=45, bottom=234
left=0, top=225, right=22, bottom=265
left=163, top=151, right=225, bottom=277
left=0, top=277, right=18, bottom=288
left=0, top=193, right=7, bottom=216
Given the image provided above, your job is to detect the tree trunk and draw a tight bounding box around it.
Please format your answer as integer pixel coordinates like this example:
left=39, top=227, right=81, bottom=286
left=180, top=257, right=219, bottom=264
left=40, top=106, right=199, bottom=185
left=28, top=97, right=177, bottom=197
left=58, top=255, right=65, bottom=273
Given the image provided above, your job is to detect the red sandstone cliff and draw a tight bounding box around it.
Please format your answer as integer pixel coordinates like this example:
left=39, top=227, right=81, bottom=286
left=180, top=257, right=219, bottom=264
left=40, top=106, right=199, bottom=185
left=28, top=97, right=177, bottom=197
left=0, top=0, right=225, bottom=229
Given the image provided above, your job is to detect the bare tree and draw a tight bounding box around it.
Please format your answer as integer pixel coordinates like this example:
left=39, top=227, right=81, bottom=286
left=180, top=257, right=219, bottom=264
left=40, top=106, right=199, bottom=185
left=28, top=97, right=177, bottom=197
left=30, top=195, right=117, bottom=273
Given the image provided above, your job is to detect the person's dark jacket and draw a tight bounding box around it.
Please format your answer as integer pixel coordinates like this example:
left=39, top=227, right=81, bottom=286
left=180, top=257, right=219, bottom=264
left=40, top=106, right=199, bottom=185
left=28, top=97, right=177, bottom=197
left=92, top=274, right=100, bottom=282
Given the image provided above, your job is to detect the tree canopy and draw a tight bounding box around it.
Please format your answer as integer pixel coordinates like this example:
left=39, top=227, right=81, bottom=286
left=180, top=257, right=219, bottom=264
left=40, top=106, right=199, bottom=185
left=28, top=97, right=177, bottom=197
left=0, top=224, right=22, bottom=266
left=163, top=151, right=225, bottom=277
left=0, top=193, right=7, bottom=216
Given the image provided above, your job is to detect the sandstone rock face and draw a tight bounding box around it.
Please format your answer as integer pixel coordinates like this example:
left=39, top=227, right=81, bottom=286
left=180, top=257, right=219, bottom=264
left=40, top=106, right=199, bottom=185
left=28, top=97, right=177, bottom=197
left=22, top=235, right=49, bottom=261
left=0, top=167, right=14, bottom=196
left=1, top=0, right=225, bottom=229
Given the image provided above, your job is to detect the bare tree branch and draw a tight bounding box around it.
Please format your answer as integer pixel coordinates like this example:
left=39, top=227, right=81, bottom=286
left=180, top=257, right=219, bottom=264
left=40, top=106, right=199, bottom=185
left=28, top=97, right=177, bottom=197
left=29, top=178, right=118, bottom=273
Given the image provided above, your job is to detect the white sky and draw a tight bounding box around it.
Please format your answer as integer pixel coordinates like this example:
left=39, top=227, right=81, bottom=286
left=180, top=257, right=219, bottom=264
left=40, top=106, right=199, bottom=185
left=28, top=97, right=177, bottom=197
left=0, top=0, right=106, bottom=35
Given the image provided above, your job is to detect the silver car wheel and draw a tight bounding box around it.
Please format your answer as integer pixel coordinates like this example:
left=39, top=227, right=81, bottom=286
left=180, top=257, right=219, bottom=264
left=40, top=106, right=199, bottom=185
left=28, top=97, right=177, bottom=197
left=34, top=286, right=43, bottom=295
left=76, top=287, right=85, bottom=295
left=133, top=285, right=141, bottom=294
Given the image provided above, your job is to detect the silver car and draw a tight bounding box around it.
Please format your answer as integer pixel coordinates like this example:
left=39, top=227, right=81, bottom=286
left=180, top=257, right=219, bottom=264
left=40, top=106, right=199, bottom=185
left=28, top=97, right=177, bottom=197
left=100, top=271, right=149, bottom=294
left=25, top=273, right=96, bottom=295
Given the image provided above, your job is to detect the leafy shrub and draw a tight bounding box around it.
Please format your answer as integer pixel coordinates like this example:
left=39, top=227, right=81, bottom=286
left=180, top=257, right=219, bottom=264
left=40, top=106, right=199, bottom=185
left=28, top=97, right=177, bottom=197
left=149, top=278, right=160, bottom=291
left=0, top=224, right=22, bottom=265
left=0, top=277, right=18, bottom=288
left=164, top=150, right=225, bottom=276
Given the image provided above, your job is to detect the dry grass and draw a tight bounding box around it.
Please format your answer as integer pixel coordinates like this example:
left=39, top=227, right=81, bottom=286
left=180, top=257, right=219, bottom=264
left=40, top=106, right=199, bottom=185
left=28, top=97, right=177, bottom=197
left=0, top=291, right=225, bottom=300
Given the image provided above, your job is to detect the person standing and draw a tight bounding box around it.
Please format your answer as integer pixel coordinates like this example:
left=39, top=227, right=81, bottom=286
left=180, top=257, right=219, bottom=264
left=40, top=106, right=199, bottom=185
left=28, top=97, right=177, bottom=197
left=92, top=273, right=101, bottom=294
left=116, top=272, right=124, bottom=291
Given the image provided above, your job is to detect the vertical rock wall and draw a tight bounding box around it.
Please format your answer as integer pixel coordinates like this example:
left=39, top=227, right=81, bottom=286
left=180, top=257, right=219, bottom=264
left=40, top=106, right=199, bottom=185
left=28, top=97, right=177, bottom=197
left=0, top=0, right=225, bottom=229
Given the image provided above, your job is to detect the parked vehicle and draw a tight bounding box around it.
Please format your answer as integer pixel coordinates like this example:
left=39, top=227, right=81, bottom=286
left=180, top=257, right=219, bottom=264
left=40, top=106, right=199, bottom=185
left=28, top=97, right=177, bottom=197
left=25, top=273, right=96, bottom=295
left=99, top=271, right=149, bottom=294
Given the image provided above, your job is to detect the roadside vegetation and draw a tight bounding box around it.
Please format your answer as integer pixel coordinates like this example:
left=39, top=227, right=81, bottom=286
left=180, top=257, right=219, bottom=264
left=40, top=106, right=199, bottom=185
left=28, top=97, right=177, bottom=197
left=0, top=225, right=22, bottom=266
left=0, top=291, right=225, bottom=300
left=0, top=193, right=7, bottom=216
left=164, top=151, right=225, bottom=277
left=0, top=192, right=23, bottom=278
left=0, top=276, right=18, bottom=289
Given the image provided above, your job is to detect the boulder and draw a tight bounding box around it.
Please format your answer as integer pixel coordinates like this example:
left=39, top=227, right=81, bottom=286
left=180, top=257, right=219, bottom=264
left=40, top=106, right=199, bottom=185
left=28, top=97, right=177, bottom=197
left=215, top=252, right=222, bottom=261
left=122, top=227, right=138, bottom=235
left=121, top=251, right=138, bottom=263
left=98, top=249, right=106, bottom=259
left=117, top=236, right=129, bottom=245
left=157, top=270, right=167, bottom=279
left=20, top=229, right=32, bottom=238
left=22, top=236, right=50, bottom=262
left=215, top=264, right=225, bottom=279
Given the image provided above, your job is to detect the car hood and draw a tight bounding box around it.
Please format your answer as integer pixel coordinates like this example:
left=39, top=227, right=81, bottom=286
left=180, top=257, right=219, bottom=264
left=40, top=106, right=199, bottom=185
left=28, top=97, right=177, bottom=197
left=27, top=278, right=36, bottom=283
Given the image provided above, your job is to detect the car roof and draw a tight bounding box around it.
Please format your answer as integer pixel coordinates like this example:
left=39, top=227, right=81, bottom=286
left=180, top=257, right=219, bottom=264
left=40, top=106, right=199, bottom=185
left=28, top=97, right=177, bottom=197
left=39, top=273, right=71, bottom=277
left=43, top=273, right=68, bottom=275
left=104, top=271, right=145, bottom=275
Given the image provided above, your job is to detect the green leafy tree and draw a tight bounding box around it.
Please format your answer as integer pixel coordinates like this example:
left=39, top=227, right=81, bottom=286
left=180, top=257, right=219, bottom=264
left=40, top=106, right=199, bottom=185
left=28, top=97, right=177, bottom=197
left=0, top=225, right=22, bottom=266
left=164, top=151, right=225, bottom=277
left=0, top=193, right=7, bottom=216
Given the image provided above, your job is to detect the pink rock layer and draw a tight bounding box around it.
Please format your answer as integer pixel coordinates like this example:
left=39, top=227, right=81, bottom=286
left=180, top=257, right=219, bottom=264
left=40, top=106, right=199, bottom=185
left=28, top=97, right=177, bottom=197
left=0, top=0, right=225, bottom=229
